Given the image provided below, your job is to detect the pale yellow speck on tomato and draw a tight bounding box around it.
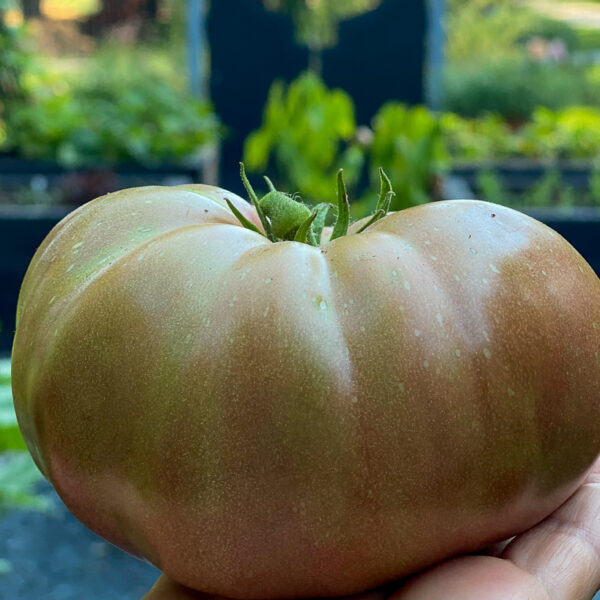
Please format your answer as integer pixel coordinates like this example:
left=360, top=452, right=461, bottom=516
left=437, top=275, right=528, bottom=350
left=507, top=388, right=515, bottom=397
left=489, top=264, right=500, bottom=274
left=423, top=360, right=430, bottom=368
left=263, top=306, right=271, bottom=318
left=404, top=280, right=411, bottom=291
left=455, top=349, right=462, bottom=358
left=483, top=348, right=492, bottom=360
left=66, top=264, right=74, bottom=272
left=72, top=242, right=83, bottom=250
left=414, top=329, right=421, bottom=337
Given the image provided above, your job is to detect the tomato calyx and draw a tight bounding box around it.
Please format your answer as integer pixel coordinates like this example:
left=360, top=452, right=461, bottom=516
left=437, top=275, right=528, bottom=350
left=236, top=163, right=395, bottom=246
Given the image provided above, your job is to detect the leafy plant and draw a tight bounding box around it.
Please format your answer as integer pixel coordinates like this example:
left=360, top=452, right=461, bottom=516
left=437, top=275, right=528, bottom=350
left=3, top=66, right=219, bottom=167
left=476, top=169, right=513, bottom=207
left=522, top=106, right=600, bottom=160
left=0, top=32, right=220, bottom=167
left=0, top=361, right=49, bottom=514
left=366, top=103, right=448, bottom=212
left=440, top=112, right=518, bottom=160
left=443, top=60, right=599, bottom=121
left=442, top=105, right=600, bottom=163
left=243, top=71, right=364, bottom=204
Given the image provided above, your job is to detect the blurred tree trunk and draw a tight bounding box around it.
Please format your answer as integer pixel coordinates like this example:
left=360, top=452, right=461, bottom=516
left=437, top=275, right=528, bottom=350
left=21, top=0, right=41, bottom=19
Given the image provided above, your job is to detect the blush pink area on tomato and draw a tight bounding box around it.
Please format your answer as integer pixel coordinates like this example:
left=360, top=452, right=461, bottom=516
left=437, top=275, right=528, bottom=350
left=11, top=190, right=600, bottom=599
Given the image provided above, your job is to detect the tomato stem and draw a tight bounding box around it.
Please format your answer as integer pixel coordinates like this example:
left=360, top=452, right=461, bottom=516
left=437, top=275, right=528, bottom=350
left=233, top=164, right=395, bottom=245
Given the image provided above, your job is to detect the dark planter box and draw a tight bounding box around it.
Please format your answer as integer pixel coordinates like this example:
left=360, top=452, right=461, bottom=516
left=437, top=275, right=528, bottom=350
left=452, top=160, right=594, bottom=192
left=448, top=160, right=600, bottom=271
left=0, top=156, right=209, bottom=205
left=0, top=204, right=74, bottom=353
left=524, top=206, right=600, bottom=276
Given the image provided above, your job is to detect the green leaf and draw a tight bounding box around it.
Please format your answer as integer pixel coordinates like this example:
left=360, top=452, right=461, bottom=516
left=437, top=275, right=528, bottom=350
left=0, top=452, right=49, bottom=513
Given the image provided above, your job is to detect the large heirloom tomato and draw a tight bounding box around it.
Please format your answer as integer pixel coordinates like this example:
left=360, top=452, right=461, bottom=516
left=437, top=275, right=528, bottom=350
left=11, top=172, right=600, bottom=599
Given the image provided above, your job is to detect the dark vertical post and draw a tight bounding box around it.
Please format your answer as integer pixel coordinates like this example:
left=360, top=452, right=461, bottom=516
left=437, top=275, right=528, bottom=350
left=426, top=0, right=446, bottom=111
left=208, top=0, right=426, bottom=192
left=187, top=0, right=206, bottom=98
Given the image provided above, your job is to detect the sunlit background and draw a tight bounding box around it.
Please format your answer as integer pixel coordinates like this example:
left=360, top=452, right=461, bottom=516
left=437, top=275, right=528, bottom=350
left=2, top=1, right=600, bottom=597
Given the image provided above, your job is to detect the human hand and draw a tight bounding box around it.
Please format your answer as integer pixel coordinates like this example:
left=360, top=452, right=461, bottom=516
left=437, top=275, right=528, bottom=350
left=143, top=456, right=600, bottom=600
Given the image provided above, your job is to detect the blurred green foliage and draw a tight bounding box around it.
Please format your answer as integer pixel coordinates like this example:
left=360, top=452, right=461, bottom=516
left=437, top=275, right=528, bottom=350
left=444, top=0, right=600, bottom=120
left=0, top=362, right=49, bottom=514
left=1, top=50, right=219, bottom=167
left=244, top=73, right=600, bottom=212
left=446, top=0, right=536, bottom=64
left=445, top=106, right=600, bottom=161
left=0, top=14, right=219, bottom=167
left=244, top=72, right=364, bottom=203
left=244, top=72, right=449, bottom=215
left=366, top=104, right=448, bottom=212
left=443, top=61, right=600, bottom=121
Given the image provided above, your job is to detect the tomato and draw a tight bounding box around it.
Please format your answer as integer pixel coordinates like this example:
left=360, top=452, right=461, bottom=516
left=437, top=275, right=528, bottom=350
left=11, top=176, right=600, bottom=599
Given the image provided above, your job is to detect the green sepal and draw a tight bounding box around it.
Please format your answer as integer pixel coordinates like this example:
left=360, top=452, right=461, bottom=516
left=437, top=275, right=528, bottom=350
left=377, top=168, right=394, bottom=213
left=225, top=198, right=265, bottom=236
left=355, top=209, right=385, bottom=234
left=294, top=209, right=319, bottom=244
left=263, top=176, right=276, bottom=192
left=240, top=163, right=276, bottom=241
left=330, top=169, right=350, bottom=241
left=308, top=202, right=332, bottom=246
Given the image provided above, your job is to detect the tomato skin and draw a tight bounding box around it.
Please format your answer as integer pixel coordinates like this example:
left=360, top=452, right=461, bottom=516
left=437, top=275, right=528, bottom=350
left=11, top=186, right=600, bottom=599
